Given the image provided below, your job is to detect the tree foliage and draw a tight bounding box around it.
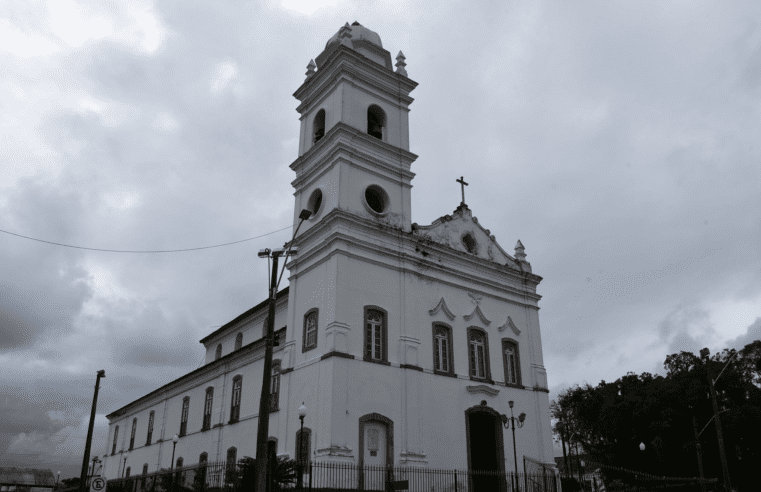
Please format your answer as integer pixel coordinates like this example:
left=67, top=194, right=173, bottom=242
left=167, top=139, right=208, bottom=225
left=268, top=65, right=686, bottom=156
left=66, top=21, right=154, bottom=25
left=551, top=341, right=761, bottom=490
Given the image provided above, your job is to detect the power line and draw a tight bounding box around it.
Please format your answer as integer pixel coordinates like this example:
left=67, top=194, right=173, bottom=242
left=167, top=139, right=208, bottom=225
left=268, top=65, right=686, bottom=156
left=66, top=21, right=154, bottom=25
left=0, top=226, right=292, bottom=253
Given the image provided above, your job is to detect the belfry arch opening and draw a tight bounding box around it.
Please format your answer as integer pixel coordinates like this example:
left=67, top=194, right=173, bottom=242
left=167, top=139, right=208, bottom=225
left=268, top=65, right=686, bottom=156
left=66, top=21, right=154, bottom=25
left=313, top=109, right=325, bottom=143
left=367, top=105, right=385, bottom=140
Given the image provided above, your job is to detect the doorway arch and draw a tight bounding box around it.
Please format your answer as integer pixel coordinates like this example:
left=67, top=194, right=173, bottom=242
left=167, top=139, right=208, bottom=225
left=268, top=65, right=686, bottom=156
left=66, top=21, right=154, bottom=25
left=465, top=402, right=507, bottom=491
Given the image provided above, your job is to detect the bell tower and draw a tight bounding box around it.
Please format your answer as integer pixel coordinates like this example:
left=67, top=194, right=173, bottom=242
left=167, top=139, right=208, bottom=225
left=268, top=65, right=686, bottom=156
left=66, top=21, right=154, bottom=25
left=289, top=21, right=418, bottom=235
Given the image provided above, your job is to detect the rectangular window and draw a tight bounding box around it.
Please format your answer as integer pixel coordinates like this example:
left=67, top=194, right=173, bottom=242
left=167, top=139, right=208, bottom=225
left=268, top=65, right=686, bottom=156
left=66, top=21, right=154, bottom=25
left=269, top=364, right=280, bottom=412
left=111, top=426, right=119, bottom=455
left=502, top=340, right=521, bottom=385
left=230, top=377, right=242, bottom=423
left=468, top=330, right=489, bottom=380
left=203, top=389, right=214, bottom=431
left=180, top=398, right=189, bottom=437
left=366, top=310, right=383, bottom=361
left=129, top=418, right=137, bottom=450
left=146, top=412, right=154, bottom=446
left=303, top=310, right=318, bottom=351
left=434, top=325, right=452, bottom=373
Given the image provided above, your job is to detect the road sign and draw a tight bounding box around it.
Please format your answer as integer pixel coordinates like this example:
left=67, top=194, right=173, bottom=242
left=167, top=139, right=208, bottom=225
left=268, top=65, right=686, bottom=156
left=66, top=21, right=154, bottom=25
left=391, top=480, right=409, bottom=490
left=90, top=477, right=106, bottom=492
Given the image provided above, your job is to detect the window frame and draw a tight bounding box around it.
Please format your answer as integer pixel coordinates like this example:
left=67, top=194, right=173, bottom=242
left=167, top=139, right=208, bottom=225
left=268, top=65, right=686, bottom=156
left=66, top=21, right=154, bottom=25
left=302, top=308, right=319, bottom=352
left=269, top=361, right=281, bottom=412
left=146, top=411, right=154, bottom=446
left=203, top=387, right=214, bottom=431
left=235, top=333, right=243, bottom=351
left=129, top=418, right=137, bottom=450
left=432, top=322, right=455, bottom=376
left=466, top=327, right=492, bottom=383
left=313, top=109, right=326, bottom=143
left=125, top=467, right=130, bottom=478
left=225, top=447, right=237, bottom=483
left=366, top=104, right=386, bottom=141
left=501, top=338, right=522, bottom=387
left=230, top=375, right=242, bottom=423
left=111, top=425, right=119, bottom=455
left=363, top=306, right=389, bottom=364
left=215, top=344, right=222, bottom=361
left=180, top=397, right=190, bottom=437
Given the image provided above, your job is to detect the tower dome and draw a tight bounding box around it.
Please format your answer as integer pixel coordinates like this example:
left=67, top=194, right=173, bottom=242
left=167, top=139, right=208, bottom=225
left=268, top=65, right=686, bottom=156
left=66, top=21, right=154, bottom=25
left=315, top=21, right=392, bottom=70
left=325, top=21, right=383, bottom=49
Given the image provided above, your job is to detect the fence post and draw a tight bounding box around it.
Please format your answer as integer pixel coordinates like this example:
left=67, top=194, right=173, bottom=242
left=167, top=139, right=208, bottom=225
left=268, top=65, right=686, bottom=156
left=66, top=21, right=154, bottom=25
left=308, top=461, right=312, bottom=492
left=454, top=470, right=457, bottom=492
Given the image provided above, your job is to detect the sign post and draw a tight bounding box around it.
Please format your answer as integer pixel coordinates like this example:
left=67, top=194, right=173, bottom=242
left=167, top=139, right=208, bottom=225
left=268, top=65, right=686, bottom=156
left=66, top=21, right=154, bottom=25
left=90, top=477, right=106, bottom=492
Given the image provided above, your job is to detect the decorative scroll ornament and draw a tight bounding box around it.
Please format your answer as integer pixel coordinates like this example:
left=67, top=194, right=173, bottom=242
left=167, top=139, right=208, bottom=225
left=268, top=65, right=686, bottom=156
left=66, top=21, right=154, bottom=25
left=464, top=305, right=491, bottom=326
left=468, top=292, right=482, bottom=305
left=429, top=298, right=455, bottom=320
left=466, top=385, right=500, bottom=397
left=498, top=316, right=521, bottom=336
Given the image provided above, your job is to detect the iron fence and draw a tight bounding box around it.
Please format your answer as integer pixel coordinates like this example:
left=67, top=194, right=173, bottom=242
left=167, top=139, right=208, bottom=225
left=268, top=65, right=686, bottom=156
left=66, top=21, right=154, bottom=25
left=106, top=460, right=559, bottom=492
left=559, top=462, right=720, bottom=492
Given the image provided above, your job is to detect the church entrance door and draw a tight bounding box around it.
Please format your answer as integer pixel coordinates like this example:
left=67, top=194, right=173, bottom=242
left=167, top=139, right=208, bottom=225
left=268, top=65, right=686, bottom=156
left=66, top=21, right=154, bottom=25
left=363, top=422, right=386, bottom=490
left=466, top=405, right=506, bottom=492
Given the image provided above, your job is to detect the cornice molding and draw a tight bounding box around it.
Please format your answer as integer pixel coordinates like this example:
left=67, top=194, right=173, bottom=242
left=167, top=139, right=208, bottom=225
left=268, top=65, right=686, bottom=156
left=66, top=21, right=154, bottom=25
left=466, top=384, right=500, bottom=397
left=428, top=297, right=455, bottom=320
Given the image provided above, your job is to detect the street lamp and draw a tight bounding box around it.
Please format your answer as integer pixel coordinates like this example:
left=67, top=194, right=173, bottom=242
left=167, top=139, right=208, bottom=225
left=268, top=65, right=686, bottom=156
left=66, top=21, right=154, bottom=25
left=501, top=401, right=526, bottom=492
left=700, top=347, right=733, bottom=492
left=56, top=471, right=60, bottom=490
left=171, top=435, right=179, bottom=469
left=122, top=451, right=130, bottom=478
left=79, top=370, right=105, bottom=492
left=297, top=403, right=307, bottom=489
left=255, top=209, right=312, bottom=492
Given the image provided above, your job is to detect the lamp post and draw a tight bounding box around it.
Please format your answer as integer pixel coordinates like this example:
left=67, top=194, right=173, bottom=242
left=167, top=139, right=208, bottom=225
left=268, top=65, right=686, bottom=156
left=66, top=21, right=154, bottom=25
left=297, top=403, right=307, bottom=489
left=171, top=435, right=179, bottom=469
left=700, top=347, right=733, bottom=492
left=56, top=471, right=60, bottom=490
left=501, top=401, right=526, bottom=492
left=255, top=209, right=311, bottom=492
left=122, top=451, right=130, bottom=478
left=79, top=370, right=105, bottom=492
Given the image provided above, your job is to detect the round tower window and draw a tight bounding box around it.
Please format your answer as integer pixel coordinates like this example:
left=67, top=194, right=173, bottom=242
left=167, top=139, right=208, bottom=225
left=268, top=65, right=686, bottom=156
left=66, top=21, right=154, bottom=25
left=364, top=185, right=388, bottom=215
left=462, top=233, right=477, bottom=253
left=307, top=188, right=323, bottom=218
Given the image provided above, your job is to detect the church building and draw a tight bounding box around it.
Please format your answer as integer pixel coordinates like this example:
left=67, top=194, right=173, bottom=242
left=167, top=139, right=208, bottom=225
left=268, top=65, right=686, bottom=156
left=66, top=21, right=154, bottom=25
left=102, top=21, right=555, bottom=483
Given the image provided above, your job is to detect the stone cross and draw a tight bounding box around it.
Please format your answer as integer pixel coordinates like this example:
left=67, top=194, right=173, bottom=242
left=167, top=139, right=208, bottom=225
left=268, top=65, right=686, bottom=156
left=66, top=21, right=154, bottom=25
left=456, top=176, right=468, bottom=205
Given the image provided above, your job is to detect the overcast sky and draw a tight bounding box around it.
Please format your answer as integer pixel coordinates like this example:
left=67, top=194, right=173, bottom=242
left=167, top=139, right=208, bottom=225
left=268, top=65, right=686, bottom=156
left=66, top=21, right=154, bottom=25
left=1, top=0, right=760, bottom=477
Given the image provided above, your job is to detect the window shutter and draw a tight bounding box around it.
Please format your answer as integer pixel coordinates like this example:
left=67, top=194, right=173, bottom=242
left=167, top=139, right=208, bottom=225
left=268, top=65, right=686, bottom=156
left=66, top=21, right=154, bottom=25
left=434, top=335, right=440, bottom=371
left=468, top=339, right=476, bottom=377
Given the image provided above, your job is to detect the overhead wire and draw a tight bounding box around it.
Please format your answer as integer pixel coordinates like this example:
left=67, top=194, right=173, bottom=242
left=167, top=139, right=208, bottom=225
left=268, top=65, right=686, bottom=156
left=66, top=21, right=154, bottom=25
left=0, top=226, right=292, bottom=253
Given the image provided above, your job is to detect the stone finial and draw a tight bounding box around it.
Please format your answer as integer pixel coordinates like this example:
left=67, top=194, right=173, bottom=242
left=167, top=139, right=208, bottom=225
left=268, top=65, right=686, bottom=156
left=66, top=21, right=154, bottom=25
left=395, top=51, right=408, bottom=76
left=338, top=22, right=353, bottom=47
left=514, top=240, right=526, bottom=261
left=305, top=59, right=316, bottom=79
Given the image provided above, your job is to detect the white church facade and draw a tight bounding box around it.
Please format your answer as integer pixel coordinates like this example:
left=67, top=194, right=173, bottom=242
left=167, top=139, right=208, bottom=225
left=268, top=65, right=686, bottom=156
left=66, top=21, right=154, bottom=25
left=102, top=21, right=555, bottom=483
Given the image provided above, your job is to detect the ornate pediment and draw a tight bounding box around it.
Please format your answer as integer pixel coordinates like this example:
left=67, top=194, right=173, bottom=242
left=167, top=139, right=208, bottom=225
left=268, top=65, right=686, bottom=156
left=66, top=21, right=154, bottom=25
left=466, top=384, right=500, bottom=397
left=429, top=297, right=455, bottom=320
left=463, top=304, right=491, bottom=326
left=498, top=316, right=520, bottom=336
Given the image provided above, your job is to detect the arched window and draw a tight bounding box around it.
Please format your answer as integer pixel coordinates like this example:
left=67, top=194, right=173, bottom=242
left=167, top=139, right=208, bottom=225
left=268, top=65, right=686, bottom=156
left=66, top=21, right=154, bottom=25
left=313, top=109, right=325, bottom=143
left=180, top=397, right=190, bottom=436
left=125, top=467, right=130, bottom=478
left=303, top=308, right=318, bottom=352
left=467, top=328, right=490, bottom=381
left=141, top=464, right=148, bottom=489
left=363, top=306, right=388, bottom=363
left=111, top=426, right=119, bottom=455
left=129, top=418, right=137, bottom=450
left=142, top=464, right=149, bottom=476
left=215, top=344, right=222, bottom=361
left=146, top=411, right=155, bottom=446
left=269, top=362, right=281, bottom=412
left=230, top=375, right=242, bottom=423
left=225, top=447, right=237, bottom=482
left=235, top=332, right=243, bottom=351
left=176, top=457, right=183, bottom=468
left=367, top=105, right=385, bottom=140
left=175, top=458, right=184, bottom=486
left=203, top=387, right=214, bottom=431
left=432, top=323, right=454, bottom=375
left=199, top=452, right=208, bottom=464
left=502, top=339, right=522, bottom=386
left=295, top=427, right=312, bottom=467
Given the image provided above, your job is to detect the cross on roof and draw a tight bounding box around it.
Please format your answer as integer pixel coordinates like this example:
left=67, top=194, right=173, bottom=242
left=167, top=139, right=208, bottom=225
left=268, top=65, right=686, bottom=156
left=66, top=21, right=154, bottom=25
left=456, top=176, right=468, bottom=205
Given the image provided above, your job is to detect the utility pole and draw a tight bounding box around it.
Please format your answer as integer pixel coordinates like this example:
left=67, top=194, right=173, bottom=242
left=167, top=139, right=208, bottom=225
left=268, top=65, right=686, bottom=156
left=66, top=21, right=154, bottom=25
left=254, top=209, right=311, bottom=492
left=79, top=370, right=105, bottom=492
left=700, top=348, right=732, bottom=492
left=691, top=415, right=707, bottom=492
